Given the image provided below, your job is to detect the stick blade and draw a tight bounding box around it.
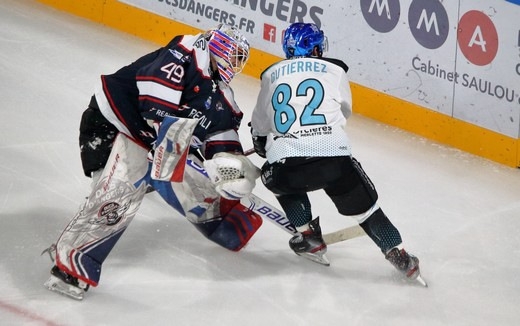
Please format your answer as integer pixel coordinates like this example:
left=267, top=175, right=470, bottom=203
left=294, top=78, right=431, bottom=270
left=323, top=225, right=366, bottom=244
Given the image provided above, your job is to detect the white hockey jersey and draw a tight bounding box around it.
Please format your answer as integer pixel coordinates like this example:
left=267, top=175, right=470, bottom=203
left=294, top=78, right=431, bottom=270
left=251, top=57, right=353, bottom=163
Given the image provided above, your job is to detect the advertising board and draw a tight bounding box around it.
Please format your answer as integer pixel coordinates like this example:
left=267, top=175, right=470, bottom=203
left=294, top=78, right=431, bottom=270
left=119, top=0, right=520, bottom=138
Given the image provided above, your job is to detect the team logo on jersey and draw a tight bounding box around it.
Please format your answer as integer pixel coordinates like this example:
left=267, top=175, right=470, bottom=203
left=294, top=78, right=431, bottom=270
left=95, top=201, right=130, bottom=226
left=204, top=96, right=212, bottom=110
left=194, top=85, right=200, bottom=93
left=215, top=101, right=224, bottom=111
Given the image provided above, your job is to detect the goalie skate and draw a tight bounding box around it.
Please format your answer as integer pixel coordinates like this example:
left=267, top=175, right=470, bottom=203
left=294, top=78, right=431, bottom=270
left=44, top=266, right=89, bottom=300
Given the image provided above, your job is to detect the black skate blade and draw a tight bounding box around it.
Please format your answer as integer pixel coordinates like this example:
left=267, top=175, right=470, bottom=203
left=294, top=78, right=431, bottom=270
left=44, top=275, right=85, bottom=300
left=296, top=252, right=330, bottom=266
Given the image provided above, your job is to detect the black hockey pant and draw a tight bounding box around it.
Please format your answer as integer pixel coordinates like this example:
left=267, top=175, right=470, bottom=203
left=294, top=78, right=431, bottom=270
left=260, top=156, right=402, bottom=252
left=79, top=96, right=118, bottom=177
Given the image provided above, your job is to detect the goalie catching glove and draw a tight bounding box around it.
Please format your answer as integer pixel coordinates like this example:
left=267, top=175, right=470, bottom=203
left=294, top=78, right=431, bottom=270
left=204, top=152, right=260, bottom=200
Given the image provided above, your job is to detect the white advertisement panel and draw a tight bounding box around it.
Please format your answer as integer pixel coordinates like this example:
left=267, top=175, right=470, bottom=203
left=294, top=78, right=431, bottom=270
left=453, top=1, right=520, bottom=137
left=119, top=0, right=520, bottom=138
left=117, top=0, right=325, bottom=55
left=350, top=0, right=460, bottom=117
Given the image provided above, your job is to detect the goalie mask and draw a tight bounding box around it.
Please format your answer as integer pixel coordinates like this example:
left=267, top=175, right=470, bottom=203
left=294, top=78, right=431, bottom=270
left=207, top=24, right=250, bottom=84
left=282, top=22, right=328, bottom=59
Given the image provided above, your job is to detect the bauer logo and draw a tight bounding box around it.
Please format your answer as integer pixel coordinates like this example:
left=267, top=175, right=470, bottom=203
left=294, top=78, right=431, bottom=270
left=255, top=205, right=297, bottom=233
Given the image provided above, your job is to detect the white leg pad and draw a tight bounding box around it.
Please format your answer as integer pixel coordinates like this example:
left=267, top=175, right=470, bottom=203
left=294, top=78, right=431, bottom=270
left=54, top=133, right=149, bottom=286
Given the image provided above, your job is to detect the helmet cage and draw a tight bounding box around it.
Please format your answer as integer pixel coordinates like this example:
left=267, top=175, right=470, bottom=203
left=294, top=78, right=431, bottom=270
left=208, top=25, right=250, bottom=84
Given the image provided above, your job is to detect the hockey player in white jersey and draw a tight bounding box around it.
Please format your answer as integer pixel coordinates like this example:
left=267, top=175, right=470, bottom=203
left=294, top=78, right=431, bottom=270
left=250, top=22, right=426, bottom=286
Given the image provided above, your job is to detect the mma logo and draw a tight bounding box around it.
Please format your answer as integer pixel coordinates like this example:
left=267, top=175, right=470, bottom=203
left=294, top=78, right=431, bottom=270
left=361, top=0, right=500, bottom=65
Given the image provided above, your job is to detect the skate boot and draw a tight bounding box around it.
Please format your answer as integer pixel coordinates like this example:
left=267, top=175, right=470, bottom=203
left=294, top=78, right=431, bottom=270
left=44, top=266, right=90, bottom=300
left=385, top=247, right=427, bottom=287
left=289, top=217, right=330, bottom=266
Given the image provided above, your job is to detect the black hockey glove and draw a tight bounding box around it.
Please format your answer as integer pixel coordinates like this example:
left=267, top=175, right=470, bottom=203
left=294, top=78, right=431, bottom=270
left=248, top=122, right=267, bottom=158
left=252, top=135, right=267, bottom=158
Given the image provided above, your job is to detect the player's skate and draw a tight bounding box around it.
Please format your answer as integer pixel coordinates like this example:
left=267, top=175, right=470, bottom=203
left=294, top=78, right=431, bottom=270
left=385, top=247, right=427, bottom=287
left=44, top=266, right=90, bottom=300
left=289, top=217, right=330, bottom=266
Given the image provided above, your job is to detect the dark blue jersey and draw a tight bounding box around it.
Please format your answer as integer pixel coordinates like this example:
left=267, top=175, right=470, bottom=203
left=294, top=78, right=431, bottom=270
left=95, top=33, right=244, bottom=158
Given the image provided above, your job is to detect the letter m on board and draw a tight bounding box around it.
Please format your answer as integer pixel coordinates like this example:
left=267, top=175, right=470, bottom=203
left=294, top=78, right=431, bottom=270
left=369, top=0, right=391, bottom=19
left=417, top=10, right=440, bottom=35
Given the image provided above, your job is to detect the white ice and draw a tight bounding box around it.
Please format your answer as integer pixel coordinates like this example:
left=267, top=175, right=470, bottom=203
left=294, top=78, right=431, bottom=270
left=1, top=1, right=520, bottom=325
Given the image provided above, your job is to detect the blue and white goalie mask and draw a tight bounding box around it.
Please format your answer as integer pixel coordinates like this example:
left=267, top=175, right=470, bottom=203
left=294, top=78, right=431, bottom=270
left=207, top=24, right=250, bottom=84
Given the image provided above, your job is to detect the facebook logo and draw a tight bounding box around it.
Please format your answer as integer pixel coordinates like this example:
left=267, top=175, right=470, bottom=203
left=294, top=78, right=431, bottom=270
left=263, top=24, right=276, bottom=42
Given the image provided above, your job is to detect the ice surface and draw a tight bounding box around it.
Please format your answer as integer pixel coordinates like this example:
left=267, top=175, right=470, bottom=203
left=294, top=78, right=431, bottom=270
left=1, top=1, right=519, bottom=325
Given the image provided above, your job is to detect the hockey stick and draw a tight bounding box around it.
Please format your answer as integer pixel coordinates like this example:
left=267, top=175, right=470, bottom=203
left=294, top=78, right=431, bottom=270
left=184, top=156, right=365, bottom=244
left=323, top=224, right=366, bottom=244
left=242, top=193, right=366, bottom=245
left=242, top=148, right=366, bottom=244
left=243, top=148, right=255, bottom=156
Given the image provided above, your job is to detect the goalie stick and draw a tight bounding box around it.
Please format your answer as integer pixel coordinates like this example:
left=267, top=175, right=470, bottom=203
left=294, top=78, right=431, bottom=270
left=243, top=148, right=255, bottom=156
left=151, top=117, right=365, bottom=244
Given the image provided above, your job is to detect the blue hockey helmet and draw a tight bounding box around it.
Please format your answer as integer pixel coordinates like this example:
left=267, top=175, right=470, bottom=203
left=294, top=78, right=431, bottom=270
left=282, top=23, right=328, bottom=59
left=207, top=24, right=250, bottom=84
